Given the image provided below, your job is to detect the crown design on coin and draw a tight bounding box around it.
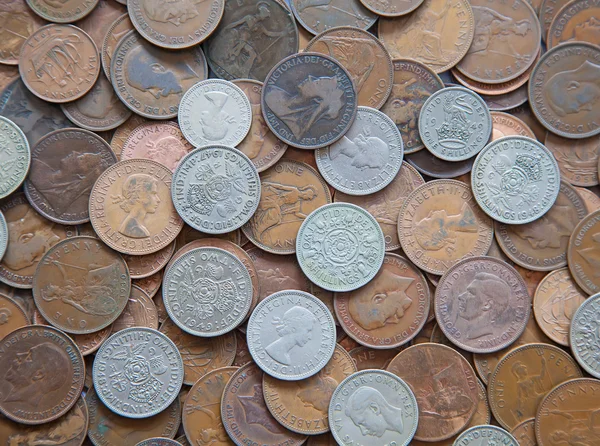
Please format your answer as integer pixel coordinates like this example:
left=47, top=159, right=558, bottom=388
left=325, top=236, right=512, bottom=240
left=187, top=161, right=246, bottom=217
left=514, top=153, right=542, bottom=181
left=436, top=95, right=474, bottom=149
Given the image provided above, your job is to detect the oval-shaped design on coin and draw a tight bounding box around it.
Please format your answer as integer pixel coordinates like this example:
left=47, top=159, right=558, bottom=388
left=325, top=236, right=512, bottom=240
left=247, top=290, right=336, bottom=381
left=0, top=116, right=30, bottom=200
left=93, top=327, right=184, bottom=419
left=454, top=425, right=519, bottom=446
left=570, top=292, right=600, bottom=378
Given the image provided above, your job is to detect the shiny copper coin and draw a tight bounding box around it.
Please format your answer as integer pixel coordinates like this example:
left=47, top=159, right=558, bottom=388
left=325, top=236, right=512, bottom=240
left=0, top=1, right=44, bottom=65
left=160, top=317, right=236, bottom=386
left=89, top=159, right=184, bottom=255
left=133, top=270, right=162, bottom=299
left=111, top=285, right=158, bottom=333
left=0, top=325, right=85, bottom=425
left=405, top=149, right=475, bottom=179
left=360, top=0, right=424, bottom=16
left=576, top=186, right=600, bottom=212
left=123, top=242, right=175, bottom=279
left=348, top=346, right=401, bottom=370
left=488, top=343, right=583, bottom=431
left=386, top=343, right=480, bottom=442
left=19, top=24, right=100, bottom=103
left=101, top=13, right=134, bottom=80
left=481, top=85, right=529, bottom=111
left=0, top=293, right=29, bottom=340
left=491, top=111, right=536, bottom=141
left=546, top=132, right=600, bottom=187
left=110, top=114, right=148, bottom=160
left=548, top=0, right=600, bottom=48
left=76, top=0, right=126, bottom=52
left=511, top=419, right=537, bottom=446
left=568, top=209, right=600, bottom=294
left=291, top=0, right=377, bottom=35
left=26, top=0, right=99, bottom=23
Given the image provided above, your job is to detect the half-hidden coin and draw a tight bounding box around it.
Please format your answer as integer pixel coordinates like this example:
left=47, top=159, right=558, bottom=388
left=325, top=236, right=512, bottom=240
left=570, top=292, right=600, bottom=378
left=567, top=209, right=600, bottom=295
left=491, top=111, right=536, bottom=141
left=511, top=419, right=537, bottom=446
left=135, top=439, right=183, bottom=446
left=454, top=425, right=518, bottom=446
left=26, top=0, right=99, bottom=23
left=545, top=132, right=600, bottom=187
left=359, top=0, right=424, bottom=16
left=539, top=0, right=572, bottom=42
left=76, top=0, right=126, bottom=54
left=111, top=285, right=158, bottom=333
left=348, top=346, right=402, bottom=370
left=0, top=2, right=44, bottom=66
left=547, top=0, right=600, bottom=49
left=133, top=270, right=162, bottom=299
left=405, top=149, right=475, bottom=179
left=101, top=13, right=134, bottom=80
left=0, top=293, right=29, bottom=340
left=0, top=210, right=7, bottom=263
left=0, top=116, right=30, bottom=199
left=109, top=114, right=148, bottom=160
left=290, top=0, right=377, bottom=35
left=122, top=241, right=175, bottom=280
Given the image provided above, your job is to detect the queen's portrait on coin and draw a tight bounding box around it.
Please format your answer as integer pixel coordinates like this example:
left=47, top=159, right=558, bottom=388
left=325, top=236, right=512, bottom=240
left=265, top=306, right=317, bottom=365
left=345, top=386, right=405, bottom=437
left=113, top=174, right=161, bottom=238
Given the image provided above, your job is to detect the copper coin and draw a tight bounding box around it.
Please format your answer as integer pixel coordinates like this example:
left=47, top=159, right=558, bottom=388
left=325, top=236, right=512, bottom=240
left=26, top=0, right=99, bottom=23
left=575, top=185, right=600, bottom=212
left=111, top=285, right=158, bottom=333
left=495, top=181, right=587, bottom=271
left=263, top=344, right=356, bottom=435
left=378, top=0, right=475, bottom=73
left=33, top=236, right=130, bottom=334
left=491, top=111, right=536, bottom=141
left=398, top=179, right=494, bottom=275
left=24, top=128, right=117, bottom=224
left=511, top=419, right=537, bottom=446
left=529, top=42, right=600, bottom=139
left=89, top=159, right=184, bottom=255
left=0, top=293, right=29, bottom=340
left=175, top=225, right=242, bottom=251
left=242, top=159, right=331, bottom=254
left=123, top=241, right=175, bottom=279
left=548, top=0, right=600, bottom=48
left=19, top=24, right=100, bottom=103
left=182, top=366, right=237, bottom=446
left=380, top=59, right=444, bottom=154
left=486, top=234, right=514, bottom=264
left=233, top=329, right=252, bottom=366
left=160, top=317, right=236, bottom=386
left=546, top=132, right=600, bottom=187
left=510, top=103, right=548, bottom=142
left=86, top=388, right=181, bottom=445
left=539, top=0, right=572, bottom=41
left=348, top=345, right=401, bottom=370
left=133, top=270, right=162, bottom=299
left=0, top=1, right=44, bottom=65
left=0, top=66, right=19, bottom=91
left=481, top=85, right=529, bottom=111
left=567, top=209, right=600, bottom=294
left=488, top=343, right=583, bottom=430
left=110, top=114, right=148, bottom=160
left=306, top=434, right=337, bottom=445
left=233, top=79, right=288, bottom=173
left=0, top=281, right=35, bottom=322
left=429, top=322, right=475, bottom=366
left=291, top=0, right=377, bottom=35
left=101, top=13, right=134, bottom=80
left=121, top=122, right=193, bottom=172
left=359, top=0, right=424, bottom=16
left=76, top=0, right=126, bottom=52
left=386, top=343, right=480, bottom=442
left=406, top=150, right=476, bottom=179
left=128, top=0, right=224, bottom=49
left=153, top=289, right=168, bottom=325
left=111, top=30, right=208, bottom=119
left=0, top=325, right=85, bottom=424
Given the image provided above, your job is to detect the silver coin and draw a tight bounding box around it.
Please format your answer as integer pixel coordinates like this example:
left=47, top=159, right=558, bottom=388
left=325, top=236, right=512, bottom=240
left=296, top=203, right=385, bottom=292
left=419, top=86, right=492, bottom=162
left=570, top=292, right=600, bottom=378
left=171, top=146, right=261, bottom=234
left=329, top=370, right=418, bottom=445
left=315, top=106, right=403, bottom=196
left=178, top=79, right=252, bottom=148
left=93, top=327, right=184, bottom=419
left=247, top=290, right=336, bottom=381
left=0, top=116, right=30, bottom=199
left=163, top=247, right=252, bottom=337
left=453, top=425, right=518, bottom=446
left=0, top=211, right=7, bottom=262
left=471, top=136, right=561, bottom=224
left=135, top=439, right=183, bottom=446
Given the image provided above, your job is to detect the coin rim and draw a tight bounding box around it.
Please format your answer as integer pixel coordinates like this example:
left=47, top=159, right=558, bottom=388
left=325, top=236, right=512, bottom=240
left=358, top=0, right=425, bottom=16
left=25, top=0, right=100, bottom=23
left=567, top=208, right=600, bottom=294
left=0, top=116, right=31, bottom=199
left=101, top=13, right=131, bottom=80
left=290, top=0, right=378, bottom=35
left=454, top=425, right=519, bottom=446
left=569, top=292, right=600, bottom=378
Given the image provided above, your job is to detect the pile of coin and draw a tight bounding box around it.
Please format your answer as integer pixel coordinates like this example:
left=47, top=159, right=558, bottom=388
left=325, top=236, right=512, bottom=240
left=0, top=0, right=599, bottom=444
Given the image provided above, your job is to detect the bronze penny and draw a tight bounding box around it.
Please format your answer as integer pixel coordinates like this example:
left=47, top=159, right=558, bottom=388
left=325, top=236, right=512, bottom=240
left=111, top=30, right=208, bottom=119
left=33, top=236, right=130, bottom=334
left=89, top=159, right=184, bottom=255
left=101, top=13, right=134, bottom=80
left=387, top=343, right=480, bottom=442
left=533, top=267, right=586, bottom=346
left=0, top=193, right=75, bottom=289
left=110, top=114, right=148, bottom=160
left=335, top=253, right=430, bottom=348
left=175, top=225, right=242, bottom=252
left=153, top=289, right=168, bottom=325
left=133, top=270, right=163, bottom=299
left=0, top=284, right=35, bottom=322
left=242, top=159, right=331, bottom=254
left=221, top=362, right=307, bottom=446
left=121, top=122, right=193, bottom=172
left=413, top=320, right=435, bottom=345
left=24, top=128, right=117, bottom=224
left=511, top=419, right=537, bottom=446
left=263, top=344, right=357, bottom=435
left=182, top=366, right=238, bottom=446
left=26, top=0, right=99, bottom=23
left=568, top=209, right=600, bottom=294
left=378, top=0, right=475, bottom=73
left=398, top=179, right=494, bottom=275
left=306, top=434, right=337, bottom=445
left=111, top=285, right=158, bottom=333
left=488, top=343, right=583, bottom=431
left=305, top=26, right=393, bottom=109
left=576, top=186, right=600, bottom=212
left=334, top=161, right=425, bottom=251
left=548, top=0, right=600, bottom=48
left=76, top=0, right=126, bottom=53
left=546, top=132, right=600, bottom=187
left=0, top=66, right=19, bottom=91
left=0, top=325, right=85, bottom=425
left=510, top=103, right=548, bottom=142
left=232, top=329, right=252, bottom=366
left=19, top=24, right=100, bottom=103
left=491, top=112, right=536, bottom=141
left=233, top=79, right=288, bottom=173
left=0, top=394, right=88, bottom=445
left=486, top=234, right=514, bottom=265
left=360, top=0, right=424, bottom=16
left=539, top=0, right=572, bottom=41
left=481, top=85, right=529, bottom=111
left=380, top=59, right=444, bottom=154
left=348, top=345, right=402, bottom=370
left=0, top=293, right=29, bottom=341
left=87, top=388, right=181, bottom=445
left=160, top=317, right=236, bottom=386
left=290, top=0, right=377, bottom=35
left=128, top=0, right=224, bottom=49
left=496, top=181, right=587, bottom=271
left=529, top=42, right=600, bottom=139
left=430, top=322, right=474, bottom=366
left=123, top=241, right=175, bottom=279
left=0, top=1, right=44, bottom=65
left=405, top=149, right=475, bottom=179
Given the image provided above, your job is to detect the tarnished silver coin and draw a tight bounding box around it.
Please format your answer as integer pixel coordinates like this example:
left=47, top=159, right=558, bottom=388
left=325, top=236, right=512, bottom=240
left=472, top=136, right=561, bottom=224
left=93, top=327, right=184, bottom=419
left=419, top=86, right=492, bottom=162
left=0, top=211, right=7, bottom=262
left=262, top=53, right=357, bottom=150
left=296, top=203, right=385, bottom=292
left=247, top=290, right=336, bottom=380
left=171, top=146, right=260, bottom=234
left=316, top=106, right=403, bottom=195
left=163, top=247, right=252, bottom=337
left=570, top=292, right=600, bottom=378
left=0, top=116, right=30, bottom=199
left=453, top=425, right=518, bottom=446
left=329, top=370, right=418, bottom=445
left=178, top=80, right=252, bottom=148
left=135, top=439, right=183, bottom=446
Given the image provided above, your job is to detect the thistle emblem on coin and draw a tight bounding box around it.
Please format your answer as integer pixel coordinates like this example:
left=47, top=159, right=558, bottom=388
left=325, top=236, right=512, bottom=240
left=486, top=153, right=542, bottom=209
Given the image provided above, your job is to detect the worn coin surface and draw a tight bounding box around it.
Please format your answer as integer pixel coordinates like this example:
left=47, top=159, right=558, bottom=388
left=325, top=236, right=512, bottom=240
left=291, top=0, right=377, bottom=35
left=316, top=106, right=403, bottom=195
left=0, top=293, right=29, bottom=340
left=171, top=146, right=260, bottom=235
left=567, top=209, right=600, bottom=295
left=472, top=136, right=561, bottom=224
left=0, top=1, right=43, bottom=65
left=296, top=203, right=385, bottom=292
left=548, top=0, right=600, bottom=48
left=135, top=438, right=182, bottom=446
left=546, top=133, right=599, bottom=187
left=110, top=114, right=148, bottom=160
left=398, top=180, right=494, bottom=275
left=482, top=85, right=529, bottom=111
left=0, top=116, right=30, bottom=199
left=570, top=292, right=600, bottom=378
left=511, top=419, right=537, bottom=446
left=454, top=425, right=518, bottom=446
left=0, top=325, right=85, bottom=425
left=123, top=242, right=175, bottom=279
left=539, top=0, right=573, bottom=41
left=25, top=128, right=117, bottom=224
left=247, top=290, right=336, bottom=380
left=491, top=112, right=536, bottom=141
left=348, top=346, right=401, bottom=370
left=90, top=158, right=184, bottom=255
left=111, top=30, right=208, bottom=120
left=111, top=285, right=159, bottom=333
left=262, top=53, right=357, bottom=150
left=76, top=0, right=126, bottom=51
left=26, top=0, right=99, bottom=23
left=134, top=271, right=163, bottom=299
left=529, top=42, right=600, bottom=139
left=93, top=327, right=184, bottom=419
left=406, top=149, right=475, bottom=179
left=101, top=13, right=134, bottom=79
left=359, top=0, right=424, bottom=15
